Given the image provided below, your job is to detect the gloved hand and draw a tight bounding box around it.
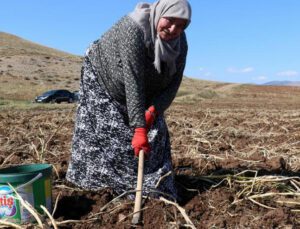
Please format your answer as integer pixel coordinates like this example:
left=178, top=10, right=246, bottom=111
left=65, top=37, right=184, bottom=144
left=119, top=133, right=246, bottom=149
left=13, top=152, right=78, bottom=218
left=131, top=127, right=150, bottom=158
left=145, top=105, right=157, bottom=130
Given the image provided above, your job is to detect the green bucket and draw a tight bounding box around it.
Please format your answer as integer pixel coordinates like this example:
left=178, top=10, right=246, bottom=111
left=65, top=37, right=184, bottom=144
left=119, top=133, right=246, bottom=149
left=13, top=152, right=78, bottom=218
left=0, top=163, right=52, bottom=224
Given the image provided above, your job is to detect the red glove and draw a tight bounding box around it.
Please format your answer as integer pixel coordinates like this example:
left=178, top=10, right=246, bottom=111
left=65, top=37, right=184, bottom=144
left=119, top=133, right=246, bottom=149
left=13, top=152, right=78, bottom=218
left=145, top=105, right=157, bottom=130
left=131, top=127, right=150, bottom=157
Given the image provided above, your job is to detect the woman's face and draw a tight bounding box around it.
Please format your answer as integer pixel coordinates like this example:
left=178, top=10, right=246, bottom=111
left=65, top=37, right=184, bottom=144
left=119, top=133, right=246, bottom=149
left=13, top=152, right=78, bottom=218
left=157, top=17, right=187, bottom=41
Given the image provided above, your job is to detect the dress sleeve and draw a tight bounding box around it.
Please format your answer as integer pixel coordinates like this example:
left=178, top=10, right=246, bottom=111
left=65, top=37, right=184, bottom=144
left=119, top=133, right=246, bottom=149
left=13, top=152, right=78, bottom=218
left=119, top=22, right=147, bottom=128
left=152, top=34, right=188, bottom=114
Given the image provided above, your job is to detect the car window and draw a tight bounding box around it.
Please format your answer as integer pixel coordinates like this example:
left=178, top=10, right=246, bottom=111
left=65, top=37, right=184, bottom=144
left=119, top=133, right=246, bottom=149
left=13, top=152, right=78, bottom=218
left=63, top=91, right=70, bottom=96
left=55, top=91, right=62, bottom=96
left=42, top=90, right=56, bottom=96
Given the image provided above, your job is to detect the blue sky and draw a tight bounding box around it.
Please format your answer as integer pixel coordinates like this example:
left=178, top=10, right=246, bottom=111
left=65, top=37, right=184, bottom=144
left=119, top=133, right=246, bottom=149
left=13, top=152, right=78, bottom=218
left=1, top=0, right=300, bottom=84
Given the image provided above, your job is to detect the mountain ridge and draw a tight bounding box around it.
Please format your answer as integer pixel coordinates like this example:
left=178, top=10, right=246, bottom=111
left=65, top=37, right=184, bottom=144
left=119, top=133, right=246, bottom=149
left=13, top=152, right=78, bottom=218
left=263, top=80, right=300, bottom=86
left=0, top=31, right=80, bottom=58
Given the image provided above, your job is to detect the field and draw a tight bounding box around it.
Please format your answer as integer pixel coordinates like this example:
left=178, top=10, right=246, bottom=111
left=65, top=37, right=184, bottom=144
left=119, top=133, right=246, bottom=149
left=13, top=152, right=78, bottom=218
left=1, top=84, right=300, bottom=228
left=1, top=32, right=300, bottom=228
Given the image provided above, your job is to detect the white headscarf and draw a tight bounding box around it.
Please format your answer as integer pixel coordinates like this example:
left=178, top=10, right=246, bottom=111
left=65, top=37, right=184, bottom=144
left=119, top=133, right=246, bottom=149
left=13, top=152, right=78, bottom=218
left=129, top=0, right=192, bottom=76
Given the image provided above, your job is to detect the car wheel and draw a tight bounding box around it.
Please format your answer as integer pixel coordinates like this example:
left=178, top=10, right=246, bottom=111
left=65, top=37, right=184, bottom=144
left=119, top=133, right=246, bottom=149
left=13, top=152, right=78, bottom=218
left=50, top=99, right=56, bottom=104
left=68, top=98, right=73, bottom=103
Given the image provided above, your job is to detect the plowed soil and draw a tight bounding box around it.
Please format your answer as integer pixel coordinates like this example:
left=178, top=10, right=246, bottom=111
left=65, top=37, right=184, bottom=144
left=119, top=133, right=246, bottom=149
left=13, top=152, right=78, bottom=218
left=1, top=88, right=300, bottom=228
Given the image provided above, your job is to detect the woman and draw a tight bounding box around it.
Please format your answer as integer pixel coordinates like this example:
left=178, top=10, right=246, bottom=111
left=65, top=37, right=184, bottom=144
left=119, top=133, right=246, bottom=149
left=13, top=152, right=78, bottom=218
left=66, top=0, right=191, bottom=200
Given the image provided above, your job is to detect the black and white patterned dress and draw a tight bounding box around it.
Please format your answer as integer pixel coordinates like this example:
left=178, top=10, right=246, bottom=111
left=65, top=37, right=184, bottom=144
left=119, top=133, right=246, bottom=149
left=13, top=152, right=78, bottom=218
left=66, top=16, right=188, bottom=200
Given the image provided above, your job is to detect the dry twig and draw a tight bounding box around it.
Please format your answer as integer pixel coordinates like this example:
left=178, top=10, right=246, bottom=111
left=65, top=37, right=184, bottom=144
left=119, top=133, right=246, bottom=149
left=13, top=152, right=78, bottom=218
left=0, top=220, right=23, bottom=229
left=159, top=197, right=196, bottom=229
left=52, top=191, right=61, bottom=217
left=41, top=205, right=58, bottom=229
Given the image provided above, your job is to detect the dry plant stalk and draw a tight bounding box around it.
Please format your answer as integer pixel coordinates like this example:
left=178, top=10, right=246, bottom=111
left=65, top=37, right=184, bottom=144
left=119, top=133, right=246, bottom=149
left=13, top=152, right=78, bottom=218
left=201, top=171, right=300, bottom=211
left=0, top=219, right=23, bottom=229
left=40, top=205, right=58, bottom=229
left=0, top=152, right=17, bottom=166
left=155, top=171, right=172, bottom=188
left=159, top=197, right=196, bottom=229
left=100, top=190, right=136, bottom=212
left=248, top=197, right=276, bottom=210
left=51, top=191, right=61, bottom=217
left=118, top=207, right=149, bottom=223
left=29, top=107, right=74, bottom=163
left=55, top=218, right=98, bottom=226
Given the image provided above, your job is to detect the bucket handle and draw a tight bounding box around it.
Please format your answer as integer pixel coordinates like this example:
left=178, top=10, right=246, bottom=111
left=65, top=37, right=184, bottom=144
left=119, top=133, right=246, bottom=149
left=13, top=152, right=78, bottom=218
left=2, top=173, right=43, bottom=195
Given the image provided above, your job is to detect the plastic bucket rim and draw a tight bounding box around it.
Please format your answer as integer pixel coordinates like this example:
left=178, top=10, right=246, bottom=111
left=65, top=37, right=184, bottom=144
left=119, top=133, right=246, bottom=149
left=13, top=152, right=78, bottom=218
left=0, top=163, right=52, bottom=183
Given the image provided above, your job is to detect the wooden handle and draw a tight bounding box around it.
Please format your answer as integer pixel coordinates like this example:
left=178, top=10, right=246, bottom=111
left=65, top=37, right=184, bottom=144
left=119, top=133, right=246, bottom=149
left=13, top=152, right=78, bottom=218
left=131, top=150, right=145, bottom=224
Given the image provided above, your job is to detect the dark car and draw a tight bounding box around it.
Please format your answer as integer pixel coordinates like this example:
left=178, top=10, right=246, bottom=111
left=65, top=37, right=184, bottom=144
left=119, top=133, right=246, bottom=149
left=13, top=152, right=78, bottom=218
left=35, top=89, right=75, bottom=103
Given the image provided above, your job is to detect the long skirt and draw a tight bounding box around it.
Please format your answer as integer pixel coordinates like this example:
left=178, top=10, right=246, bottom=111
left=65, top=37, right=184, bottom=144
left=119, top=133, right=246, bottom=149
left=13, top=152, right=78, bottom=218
left=66, top=57, right=177, bottom=200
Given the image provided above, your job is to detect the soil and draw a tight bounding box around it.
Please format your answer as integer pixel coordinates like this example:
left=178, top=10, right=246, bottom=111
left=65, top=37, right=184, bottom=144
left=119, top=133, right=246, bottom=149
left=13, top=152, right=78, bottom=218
left=1, top=94, right=300, bottom=228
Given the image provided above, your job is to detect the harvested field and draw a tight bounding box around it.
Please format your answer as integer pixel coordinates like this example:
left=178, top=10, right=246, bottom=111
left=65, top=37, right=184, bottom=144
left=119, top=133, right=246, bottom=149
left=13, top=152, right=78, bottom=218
left=1, top=87, right=300, bottom=228
left=1, top=31, right=299, bottom=228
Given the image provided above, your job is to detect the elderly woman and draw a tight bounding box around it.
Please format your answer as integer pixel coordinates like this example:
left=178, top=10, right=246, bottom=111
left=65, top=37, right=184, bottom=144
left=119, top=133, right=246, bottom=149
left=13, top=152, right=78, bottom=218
left=66, top=0, right=191, bottom=200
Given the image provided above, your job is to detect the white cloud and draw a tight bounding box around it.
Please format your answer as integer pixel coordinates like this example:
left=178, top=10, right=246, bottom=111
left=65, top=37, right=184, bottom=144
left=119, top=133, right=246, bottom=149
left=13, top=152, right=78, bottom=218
left=242, top=67, right=254, bottom=73
left=227, top=67, right=254, bottom=73
left=252, top=75, right=267, bottom=81
left=276, top=70, right=299, bottom=77
left=204, top=72, right=212, bottom=77
left=199, top=67, right=212, bottom=77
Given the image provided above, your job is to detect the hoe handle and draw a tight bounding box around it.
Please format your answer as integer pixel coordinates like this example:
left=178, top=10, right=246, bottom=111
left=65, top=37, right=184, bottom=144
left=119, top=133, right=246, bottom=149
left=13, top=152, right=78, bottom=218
left=132, top=150, right=145, bottom=225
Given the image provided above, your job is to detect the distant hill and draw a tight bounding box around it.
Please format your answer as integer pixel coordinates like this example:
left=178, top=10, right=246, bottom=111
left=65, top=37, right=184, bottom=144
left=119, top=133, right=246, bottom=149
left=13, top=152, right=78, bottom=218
left=0, top=32, right=82, bottom=100
left=263, top=81, right=300, bottom=86
left=2, top=31, right=300, bottom=105
left=0, top=32, right=81, bottom=58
